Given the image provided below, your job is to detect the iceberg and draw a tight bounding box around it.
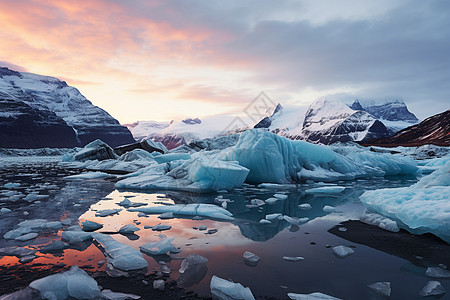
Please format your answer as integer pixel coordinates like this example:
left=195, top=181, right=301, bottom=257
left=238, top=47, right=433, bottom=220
left=359, top=211, right=399, bottom=232
left=129, top=203, right=233, bottom=220
left=139, top=234, right=177, bottom=255
left=221, top=129, right=417, bottom=184
left=119, top=224, right=140, bottom=234
left=287, top=292, right=342, bottom=300
left=91, top=233, right=148, bottom=271
left=332, top=246, right=355, bottom=258
left=419, top=281, right=446, bottom=297
left=360, top=161, right=450, bottom=242
left=65, top=171, right=115, bottom=179
left=81, top=220, right=103, bottom=232
left=243, top=251, right=261, bottom=266
left=367, top=282, right=391, bottom=297
left=305, top=186, right=345, bottom=194
left=210, top=275, right=255, bottom=300
left=29, top=265, right=101, bottom=300
left=178, top=254, right=208, bottom=287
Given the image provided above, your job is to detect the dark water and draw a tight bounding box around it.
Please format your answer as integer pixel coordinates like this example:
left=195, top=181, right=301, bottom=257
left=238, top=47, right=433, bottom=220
left=0, top=158, right=449, bottom=299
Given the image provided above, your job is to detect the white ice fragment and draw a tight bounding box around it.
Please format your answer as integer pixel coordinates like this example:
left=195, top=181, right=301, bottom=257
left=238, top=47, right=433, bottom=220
left=19, top=255, right=36, bottom=263
left=92, top=233, right=148, bottom=271
left=259, top=219, right=271, bottom=224
left=29, top=265, right=101, bottom=300
left=297, top=203, right=312, bottom=210
left=0, top=207, right=12, bottom=214
left=15, top=232, right=38, bottom=241
left=179, top=254, right=208, bottom=273
left=266, top=213, right=282, bottom=221
left=323, top=206, right=335, bottom=213
left=65, top=171, right=115, bottom=179
left=305, top=186, right=345, bottom=194
left=419, top=281, right=446, bottom=297
left=24, top=193, right=49, bottom=202
left=62, top=231, right=93, bottom=244
left=81, top=220, right=103, bottom=232
left=151, top=223, right=172, bottom=231
left=367, top=282, right=391, bottom=297
left=210, top=275, right=255, bottom=300
left=95, top=209, right=122, bottom=217
left=101, top=289, right=141, bottom=299
left=137, top=212, right=147, bottom=218
left=251, top=199, right=265, bottom=207
left=283, top=256, right=304, bottom=262
left=153, top=279, right=165, bottom=290
left=4, top=182, right=20, bottom=188
left=287, top=292, right=342, bottom=300
left=140, top=235, right=177, bottom=255
left=283, top=216, right=306, bottom=226
left=360, top=211, right=399, bottom=232
left=332, top=246, right=355, bottom=258
left=118, top=198, right=147, bottom=207
left=264, top=198, right=279, bottom=205
left=243, top=251, right=260, bottom=266
left=159, top=261, right=171, bottom=274
left=119, top=224, right=140, bottom=234
left=129, top=203, right=233, bottom=220
left=158, top=212, right=174, bottom=219
left=425, top=267, right=450, bottom=278
left=273, top=193, right=288, bottom=200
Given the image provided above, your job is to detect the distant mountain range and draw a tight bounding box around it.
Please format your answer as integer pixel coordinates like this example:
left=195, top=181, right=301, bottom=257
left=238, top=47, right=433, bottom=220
left=361, top=109, right=450, bottom=147
left=0, top=67, right=135, bottom=148
left=126, top=96, right=423, bottom=148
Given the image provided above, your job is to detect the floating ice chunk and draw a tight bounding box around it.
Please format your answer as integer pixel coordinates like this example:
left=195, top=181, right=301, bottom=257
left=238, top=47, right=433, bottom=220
left=243, top=251, right=260, bottom=266
left=140, top=235, right=177, bottom=255
left=4, top=219, right=61, bottom=240
left=367, top=282, right=391, bottom=297
left=29, top=265, right=101, bottom=300
left=15, top=232, right=38, bottom=241
left=179, top=254, right=208, bottom=273
left=332, top=246, right=355, bottom=258
left=359, top=211, right=399, bottom=232
left=101, top=289, right=141, bottom=299
left=282, top=256, right=304, bottom=262
left=266, top=213, right=282, bottom=221
left=178, top=254, right=208, bottom=287
left=360, top=161, right=450, bottom=242
left=92, top=233, right=148, bottom=271
left=322, top=206, right=335, bottom=213
left=41, top=240, right=69, bottom=252
left=95, top=208, right=122, bottom=217
left=198, top=225, right=207, bottom=231
left=62, top=231, right=93, bottom=244
left=81, top=220, right=103, bottom=232
left=0, top=207, right=12, bottom=214
left=251, top=199, right=265, bottom=207
left=129, top=204, right=233, bottom=220
left=4, top=182, right=20, bottom=188
left=24, top=193, right=49, bottom=202
left=283, top=216, right=307, bottom=226
left=118, top=198, right=147, bottom=208
left=119, top=224, right=140, bottom=234
left=153, top=279, right=165, bottom=290
left=19, top=255, right=36, bottom=263
left=273, top=193, right=288, bottom=200
left=419, top=281, right=446, bottom=297
left=158, top=212, right=174, bottom=219
left=65, top=171, right=115, bottom=179
left=298, top=203, right=312, bottom=210
left=258, top=183, right=297, bottom=189
left=260, top=219, right=271, bottom=224
left=305, top=186, right=345, bottom=194
left=0, top=246, right=35, bottom=257
left=288, top=292, right=342, bottom=300
left=151, top=223, right=172, bottom=231
left=210, top=275, right=255, bottom=300
left=425, top=267, right=450, bottom=278
left=265, top=197, right=279, bottom=205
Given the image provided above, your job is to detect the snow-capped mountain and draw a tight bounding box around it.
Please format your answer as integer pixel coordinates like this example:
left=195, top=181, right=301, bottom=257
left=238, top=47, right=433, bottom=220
left=123, top=120, right=170, bottom=141
left=299, top=97, right=391, bottom=144
left=0, top=67, right=135, bottom=148
left=362, top=109, right=450, bottom=147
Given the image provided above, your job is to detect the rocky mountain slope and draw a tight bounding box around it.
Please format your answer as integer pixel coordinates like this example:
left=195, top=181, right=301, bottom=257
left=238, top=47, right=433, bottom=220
left=361, top=110, right=450, bottom=147
left=0, top=67, right=135, bottom=148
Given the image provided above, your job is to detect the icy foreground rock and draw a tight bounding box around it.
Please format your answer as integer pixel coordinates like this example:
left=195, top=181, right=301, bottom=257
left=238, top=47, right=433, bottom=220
left=360, top=161, right=450, bottom=242
left=210, top=275, right=255, bottom=300
left=129, top=203, right=233, bottom=220
left=91, top=233, right=148, bottom=271
left=29, top=265, right=101, bottom=300
left=287, top=292, right=342, bottom=300
left=221, top=129, right=417, bottom=184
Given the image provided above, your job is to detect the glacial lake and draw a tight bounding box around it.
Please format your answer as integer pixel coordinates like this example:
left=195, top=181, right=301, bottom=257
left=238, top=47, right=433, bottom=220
left=0, top=158, right=449, bottom=299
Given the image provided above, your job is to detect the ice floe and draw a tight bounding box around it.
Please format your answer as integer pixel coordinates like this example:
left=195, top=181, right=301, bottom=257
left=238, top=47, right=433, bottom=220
left=210, top=275, right=255, bottom=300
left=367, top=282, right=391, bottom=297
left=360, top=161, right=450, bottom=242
left=139, top=234, right=178, bottom=255
left=287, top=292, right=342, bottom=299
left=332, top=246, right=355, bottom=258
left=129, top=203, right=233, bottom=220
left=419, top=281, right=446, bottom=297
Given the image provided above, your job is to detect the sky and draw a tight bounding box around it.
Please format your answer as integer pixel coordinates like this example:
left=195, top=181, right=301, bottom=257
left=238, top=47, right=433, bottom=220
left=0, top=0, right=449, bottom=123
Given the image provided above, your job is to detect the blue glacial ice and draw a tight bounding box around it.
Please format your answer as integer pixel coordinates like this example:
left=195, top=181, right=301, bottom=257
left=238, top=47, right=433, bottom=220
left=360, top=161, right=450, bottom=242
left=129, top=203, right=233, bottom=220
left=210, top=275, right=255, bottom=300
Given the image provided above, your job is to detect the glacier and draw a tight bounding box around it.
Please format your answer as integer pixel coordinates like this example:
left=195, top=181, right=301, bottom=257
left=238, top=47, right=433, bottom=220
left=360, top=160, right=450, bottom=242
